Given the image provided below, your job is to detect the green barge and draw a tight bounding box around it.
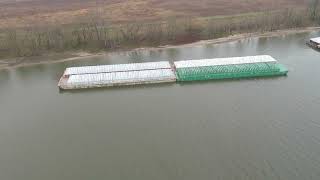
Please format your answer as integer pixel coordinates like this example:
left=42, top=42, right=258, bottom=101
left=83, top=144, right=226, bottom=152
left=174, top=55, right=288, bottom=82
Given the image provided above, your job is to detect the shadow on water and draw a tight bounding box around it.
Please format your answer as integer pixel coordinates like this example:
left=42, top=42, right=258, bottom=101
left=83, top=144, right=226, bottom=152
left=166, top=48, right=180, bottom=61
left=128, top=51, right=146, bottom=63
left=58, top=82, right=176, bottom=94
left=14, top=63, right=66, bottom=82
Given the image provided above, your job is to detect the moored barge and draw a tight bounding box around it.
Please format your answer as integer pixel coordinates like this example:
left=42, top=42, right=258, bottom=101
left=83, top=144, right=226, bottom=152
left=174, top=55, right=288, bottom=82
left=58, top=61, right=176, bottom=90
left=58, top=55, right=288, bottom=90
left=307, top=37, right=320, bottom=50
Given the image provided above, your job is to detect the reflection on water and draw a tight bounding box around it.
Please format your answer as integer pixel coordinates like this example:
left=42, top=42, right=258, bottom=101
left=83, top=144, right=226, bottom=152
left=0, top=69, right=9, bottom=83
left=1, top=31, right=320, bottom=180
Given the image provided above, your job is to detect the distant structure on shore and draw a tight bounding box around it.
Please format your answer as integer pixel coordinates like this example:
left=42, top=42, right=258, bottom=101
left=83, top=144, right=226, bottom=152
left=58, top=55, right=288, bottom=90
left=307, top=37, right=320, bottom=50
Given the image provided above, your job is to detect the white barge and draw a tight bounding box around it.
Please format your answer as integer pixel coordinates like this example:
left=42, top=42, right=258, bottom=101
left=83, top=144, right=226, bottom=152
left=58, top=61, right=176, bottom=90
left=307, top=37, right=320, bottom=50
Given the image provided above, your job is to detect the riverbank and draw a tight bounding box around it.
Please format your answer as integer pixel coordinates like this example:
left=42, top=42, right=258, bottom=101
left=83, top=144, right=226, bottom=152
left=0, top=27, right=319, bottom=70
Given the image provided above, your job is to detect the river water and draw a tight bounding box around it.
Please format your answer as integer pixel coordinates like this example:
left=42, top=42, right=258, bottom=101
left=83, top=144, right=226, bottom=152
left=1, top=31, right=320, bottom=180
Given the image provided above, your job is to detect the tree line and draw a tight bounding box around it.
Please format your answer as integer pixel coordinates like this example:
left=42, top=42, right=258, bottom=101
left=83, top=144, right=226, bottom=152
left=0, top=8, right=319, bottom=59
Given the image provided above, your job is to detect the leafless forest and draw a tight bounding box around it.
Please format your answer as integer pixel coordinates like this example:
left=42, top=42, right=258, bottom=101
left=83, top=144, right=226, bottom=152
left=0, top=0, right=319, bottom=59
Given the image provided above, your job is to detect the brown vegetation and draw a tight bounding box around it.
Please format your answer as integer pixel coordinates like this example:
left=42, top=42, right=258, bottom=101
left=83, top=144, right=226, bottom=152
left=0, top=0, right=310, bottom=28
left=0, top=0, right=319, bottom=60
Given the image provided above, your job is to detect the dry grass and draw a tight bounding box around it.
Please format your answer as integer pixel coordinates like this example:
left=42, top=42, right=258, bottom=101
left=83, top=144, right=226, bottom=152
left=0, top=0, right=309, bottom=28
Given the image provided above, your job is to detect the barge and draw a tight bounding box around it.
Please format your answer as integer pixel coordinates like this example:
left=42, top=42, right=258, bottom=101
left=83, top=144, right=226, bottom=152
left=58, top=55, right=288, bottom=90
left=174, top=55, right=288, bottom=82
left=307, top=37, right=320, bottom=50
left=58, top=61, right=176, bottom=90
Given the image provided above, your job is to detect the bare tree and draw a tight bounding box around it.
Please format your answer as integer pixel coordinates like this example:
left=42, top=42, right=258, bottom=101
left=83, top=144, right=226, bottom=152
left=309, top=0, right=319, bottom=20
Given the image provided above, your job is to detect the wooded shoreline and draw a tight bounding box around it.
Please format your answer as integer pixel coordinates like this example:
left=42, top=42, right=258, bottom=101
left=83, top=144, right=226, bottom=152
left=0, top=27, right=319, bottom=70
left=1, top=9, right=319, bottom=60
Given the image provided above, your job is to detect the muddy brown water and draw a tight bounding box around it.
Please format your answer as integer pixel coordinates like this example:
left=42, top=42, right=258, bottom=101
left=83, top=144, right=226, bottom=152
left=1, top=31, right=320, bottom=180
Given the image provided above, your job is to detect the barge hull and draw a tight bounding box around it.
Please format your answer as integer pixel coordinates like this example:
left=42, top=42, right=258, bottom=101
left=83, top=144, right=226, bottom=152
left=176, top=69, right=288, bottom=82
left=59, top=78, right=176, bottom=90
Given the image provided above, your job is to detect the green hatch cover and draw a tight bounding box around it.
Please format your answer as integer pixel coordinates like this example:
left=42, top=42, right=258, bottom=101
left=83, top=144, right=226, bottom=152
left=176, top=62, right=288, bottom=81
